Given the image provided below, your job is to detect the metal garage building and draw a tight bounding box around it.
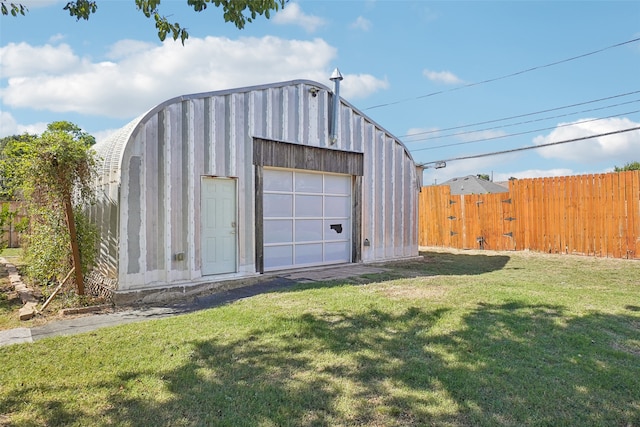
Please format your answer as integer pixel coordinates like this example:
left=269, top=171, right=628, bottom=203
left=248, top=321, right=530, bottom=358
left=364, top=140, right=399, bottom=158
left=90, top=76, right=423, bottom=302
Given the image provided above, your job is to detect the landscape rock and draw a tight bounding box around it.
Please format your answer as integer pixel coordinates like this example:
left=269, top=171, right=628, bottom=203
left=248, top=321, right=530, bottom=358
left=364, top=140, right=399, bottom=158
left=19, top=302, right=37, bottom=321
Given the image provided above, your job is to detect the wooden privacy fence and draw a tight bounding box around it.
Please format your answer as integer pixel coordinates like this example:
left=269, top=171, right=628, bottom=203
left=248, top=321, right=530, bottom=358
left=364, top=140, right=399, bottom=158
left=419, top=170, right=640, bottom=259
left=1, top=201, right=26, bottom=248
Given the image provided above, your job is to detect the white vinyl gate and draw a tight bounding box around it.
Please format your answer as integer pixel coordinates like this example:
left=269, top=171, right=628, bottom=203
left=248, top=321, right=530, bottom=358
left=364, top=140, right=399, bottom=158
left=263, top=168, right=351, bottom=271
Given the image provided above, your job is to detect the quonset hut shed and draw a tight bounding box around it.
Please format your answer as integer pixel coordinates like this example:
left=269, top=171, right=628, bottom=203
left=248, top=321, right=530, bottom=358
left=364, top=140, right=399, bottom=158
left=90, top=78, right=423, bottom=302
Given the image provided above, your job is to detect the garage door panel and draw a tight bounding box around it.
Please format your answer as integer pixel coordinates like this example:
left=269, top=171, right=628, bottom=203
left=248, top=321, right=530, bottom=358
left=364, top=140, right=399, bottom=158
left=295, top=194, right=322, bottom=217
left=263, top=168, right=351, bottom=271
left=295, top=172, right=323, bottom=193
left=295, top=219, right=323, bottom=241
left=325, top=242, right=350, bottom=262
left=325, top=195, right=350, bottom=217
left=295, top=243, right=323, bottom=264
left=264, top=193, right=293, bottom=217
left=264, top=219, right=293, bottom=244
left=325, top=174, right=351, bottom=194
left=265, top=245, right=293, bottom=270
left=325, top=220, right=349, bottom=241
left=264, top=169, right=293, bottom=191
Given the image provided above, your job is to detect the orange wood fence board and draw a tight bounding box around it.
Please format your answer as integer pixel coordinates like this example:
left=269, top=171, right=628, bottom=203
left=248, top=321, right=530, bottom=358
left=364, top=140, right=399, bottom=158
left=418, top=171, right=640, bottom=259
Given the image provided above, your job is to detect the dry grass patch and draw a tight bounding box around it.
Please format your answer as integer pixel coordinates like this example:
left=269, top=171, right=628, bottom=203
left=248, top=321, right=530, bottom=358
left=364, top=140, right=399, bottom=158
left=366, top=279, right=449, bottom=301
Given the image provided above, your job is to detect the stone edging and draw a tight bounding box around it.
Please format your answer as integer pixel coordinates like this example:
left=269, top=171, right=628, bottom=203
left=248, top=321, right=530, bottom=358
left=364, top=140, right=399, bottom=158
left=59, top=304, right=112, bottom=316
left=0, top=257, right=38, bottom=320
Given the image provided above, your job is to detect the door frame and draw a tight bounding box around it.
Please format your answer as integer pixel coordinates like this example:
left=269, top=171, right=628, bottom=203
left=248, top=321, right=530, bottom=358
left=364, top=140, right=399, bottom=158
left=253, top=138, right=364, bottom=273
left=200, top=176, right=238, bottom=276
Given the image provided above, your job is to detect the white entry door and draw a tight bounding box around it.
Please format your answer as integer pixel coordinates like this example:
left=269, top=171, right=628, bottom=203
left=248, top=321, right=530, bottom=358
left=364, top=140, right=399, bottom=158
left=263, top=168, right=351, bottom=271
left=201, top=177, right=237, bottom=275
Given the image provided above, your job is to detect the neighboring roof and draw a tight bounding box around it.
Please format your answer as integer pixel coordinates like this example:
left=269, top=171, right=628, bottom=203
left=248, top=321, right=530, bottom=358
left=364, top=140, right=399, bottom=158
left=439, top=175, right=509, bottom=195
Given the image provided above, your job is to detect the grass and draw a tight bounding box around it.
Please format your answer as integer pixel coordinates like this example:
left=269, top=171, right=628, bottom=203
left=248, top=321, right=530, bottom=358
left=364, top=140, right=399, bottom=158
left=1, top=248, right=639, bottom=426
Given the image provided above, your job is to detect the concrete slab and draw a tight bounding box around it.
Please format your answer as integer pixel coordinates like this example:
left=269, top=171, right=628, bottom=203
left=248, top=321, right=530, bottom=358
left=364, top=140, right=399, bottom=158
left=278, top=265, right=390, bottom=283
left=0, top=327, right=32, bottom=346
left=30, top=307, right=183, bottom=342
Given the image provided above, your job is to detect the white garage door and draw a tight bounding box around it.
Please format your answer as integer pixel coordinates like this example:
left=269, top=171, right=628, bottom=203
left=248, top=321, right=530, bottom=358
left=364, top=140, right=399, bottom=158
left=263, top=168, right=351, bottom=271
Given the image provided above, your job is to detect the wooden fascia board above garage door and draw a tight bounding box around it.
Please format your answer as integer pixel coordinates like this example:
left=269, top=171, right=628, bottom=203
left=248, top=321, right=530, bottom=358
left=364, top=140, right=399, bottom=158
left=253, top=138, right=364, bottom=176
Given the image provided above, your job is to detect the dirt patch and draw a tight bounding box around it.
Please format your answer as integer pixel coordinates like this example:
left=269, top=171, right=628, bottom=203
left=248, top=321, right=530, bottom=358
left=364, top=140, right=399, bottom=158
left=366, top=279, right=449, bottom=301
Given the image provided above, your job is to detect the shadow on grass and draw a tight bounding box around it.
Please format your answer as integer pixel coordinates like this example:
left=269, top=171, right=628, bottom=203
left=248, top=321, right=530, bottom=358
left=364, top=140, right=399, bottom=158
left=3, top=301, right=638, bottom=426
left=387, top=250, right=510, bottom=276
left=176, top=303, right=638, bottom=426
left=280, top=251, right=512, bottom=294
left=168, top=251, right=513, bottom=307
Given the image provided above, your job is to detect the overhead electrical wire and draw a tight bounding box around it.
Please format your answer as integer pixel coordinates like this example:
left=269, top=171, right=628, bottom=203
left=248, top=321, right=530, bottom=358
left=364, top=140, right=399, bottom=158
left=365, top=37, right=640, bottom=111
left=410, top=110, right=640, bottom=152
left=405, top=98, right=640, bottom=143
left=401, top=89, right=640, bottom=139
left=418, top=126, right=640, bottom=167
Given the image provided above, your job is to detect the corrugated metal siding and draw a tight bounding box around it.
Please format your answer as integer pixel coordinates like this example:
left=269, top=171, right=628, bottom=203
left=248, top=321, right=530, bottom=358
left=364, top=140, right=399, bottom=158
left=92, top=80, right=419, bottom=291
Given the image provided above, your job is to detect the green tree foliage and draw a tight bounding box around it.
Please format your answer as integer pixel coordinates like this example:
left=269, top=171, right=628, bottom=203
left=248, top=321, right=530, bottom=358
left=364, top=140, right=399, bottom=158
left=0, top=133, right=37, bottom=200
left=21, top=122, right=96, bottom=205
left=476, top=174, right=490, bottom=181
left=613, top=161, right=640, bottom=172
left=1, top=0, right=287, bottom=43
left=0, top=1, right=24, bottom=16
left=7, top=122, right=99, bottom=293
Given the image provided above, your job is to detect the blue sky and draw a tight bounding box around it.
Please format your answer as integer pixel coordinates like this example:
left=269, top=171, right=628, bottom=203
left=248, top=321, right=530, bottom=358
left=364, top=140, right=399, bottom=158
left=1, top=0, right=639, bottom=183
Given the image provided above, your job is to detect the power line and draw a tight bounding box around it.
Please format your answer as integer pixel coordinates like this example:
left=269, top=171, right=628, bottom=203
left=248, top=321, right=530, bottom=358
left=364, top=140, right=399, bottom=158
left=411, top=110, right=640, bottom=152
left=418, top=126, right=640, bottom=167
left=366, top=37, right=640, bottom=111
left=405, top=99, right=640, bottom=143
left=401, top=89, right=640, bottom=139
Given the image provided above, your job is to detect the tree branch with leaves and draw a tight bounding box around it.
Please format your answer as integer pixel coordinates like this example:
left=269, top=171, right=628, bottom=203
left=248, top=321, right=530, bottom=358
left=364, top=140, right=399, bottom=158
left=2, top=0, right=287, bottom=43
left=613, top=161, right=640, bottom=172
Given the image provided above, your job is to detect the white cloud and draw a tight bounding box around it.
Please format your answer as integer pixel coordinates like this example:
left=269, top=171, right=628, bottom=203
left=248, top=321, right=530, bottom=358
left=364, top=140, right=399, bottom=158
left=92, top=127, right=122, bottom=145
left=402, top=127, right=505, bottom=144
left=1, top=37, right=388, bottom=130
left=341, top=73, right=388, bottom=99
left=0, top=110, right=47, bottom=137
left=0, top=42, right=81, bottom=77
left=350, top=16, right=372, bottom=31
left=105, top=39, right=157, bottom=60
left=423, top=69, right=464, bottom=85
left=533, top=117, right=640, bottom=164
left=48, top=33, right=65, bottom=44
left=273, top=3, right=326, bottom=33
left=454, top=129, right=507, bottom=142
left=403, top=127, right=440, bottom=143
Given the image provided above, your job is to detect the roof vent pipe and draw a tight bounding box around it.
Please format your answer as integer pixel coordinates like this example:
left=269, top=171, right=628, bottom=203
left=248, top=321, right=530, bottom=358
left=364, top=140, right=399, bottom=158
left=329, top=67, right=343, bottom=145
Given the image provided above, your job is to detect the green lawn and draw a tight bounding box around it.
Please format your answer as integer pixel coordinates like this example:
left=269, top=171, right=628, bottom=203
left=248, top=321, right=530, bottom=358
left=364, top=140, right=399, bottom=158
left=1, top=249, right=639, bottom=426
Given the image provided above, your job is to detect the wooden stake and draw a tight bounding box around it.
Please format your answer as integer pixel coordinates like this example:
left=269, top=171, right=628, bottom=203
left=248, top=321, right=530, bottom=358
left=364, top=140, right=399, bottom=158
left=39, top=267, right=75, bottom=313
left=63, top=193, right=85, bottom=295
